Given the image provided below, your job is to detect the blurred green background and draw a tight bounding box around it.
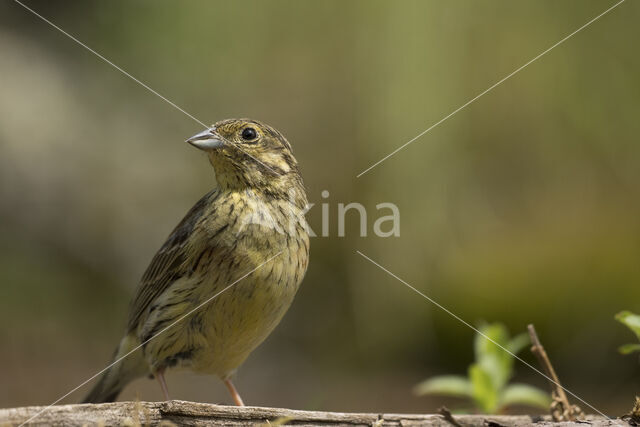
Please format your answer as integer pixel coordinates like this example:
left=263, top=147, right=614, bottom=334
left=1, top=0, right=639, bottom=415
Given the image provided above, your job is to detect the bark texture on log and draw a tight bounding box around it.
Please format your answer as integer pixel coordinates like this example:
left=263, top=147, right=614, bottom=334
left=0, top=401, right=627, bottom=426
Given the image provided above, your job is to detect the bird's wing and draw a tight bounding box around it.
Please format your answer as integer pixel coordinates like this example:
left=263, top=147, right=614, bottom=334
left=126, top=189, right=218, bottom=332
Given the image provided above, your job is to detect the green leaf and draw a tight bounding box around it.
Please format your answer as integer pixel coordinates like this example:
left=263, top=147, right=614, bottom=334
left=616, top=311, right=640, bottom=341
left=474, top=323, right=513, bottom=391
left=469, top=363, right=499, bottom=414
left=618, top=343, right=640, bottom=355
left=413, top=375, right=473, bottom=397
left=507, top=333, right=530, bottom=355
left=474, top=323, right=510, bottom=361
left=501, top=383, right=551, bottom=409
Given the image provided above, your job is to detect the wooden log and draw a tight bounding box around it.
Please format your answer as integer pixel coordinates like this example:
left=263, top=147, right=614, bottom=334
left=0, top=400, right=627, bottom=426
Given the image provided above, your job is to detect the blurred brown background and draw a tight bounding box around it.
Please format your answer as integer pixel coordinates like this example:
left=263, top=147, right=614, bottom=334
left=1, top=0, right=639, bottom=415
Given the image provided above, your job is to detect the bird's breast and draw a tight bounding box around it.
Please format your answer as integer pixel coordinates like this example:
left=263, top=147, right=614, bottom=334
left=186, top=191, right=309, bottom=376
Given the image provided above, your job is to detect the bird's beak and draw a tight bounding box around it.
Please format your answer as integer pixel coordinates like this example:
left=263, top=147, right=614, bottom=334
left=186, top=127, right=224, bottom=150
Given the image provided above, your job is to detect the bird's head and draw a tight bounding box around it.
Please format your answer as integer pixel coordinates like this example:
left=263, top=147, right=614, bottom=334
left=186, top=119, right=306, bottom=206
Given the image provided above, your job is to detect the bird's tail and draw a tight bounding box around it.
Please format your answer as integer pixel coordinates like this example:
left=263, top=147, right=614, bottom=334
left=82, top=333, right=148, bottom=403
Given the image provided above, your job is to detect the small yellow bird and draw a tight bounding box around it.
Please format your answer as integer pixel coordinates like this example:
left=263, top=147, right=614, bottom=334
left=83, top=119, right=310, bottom=406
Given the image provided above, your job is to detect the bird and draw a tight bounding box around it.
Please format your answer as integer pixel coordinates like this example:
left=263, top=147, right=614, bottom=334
left=82, top=118, right=310, bottom=406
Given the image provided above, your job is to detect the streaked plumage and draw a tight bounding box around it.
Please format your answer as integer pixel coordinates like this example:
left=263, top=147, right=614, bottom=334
left=83, top=119, right=309, bottom=405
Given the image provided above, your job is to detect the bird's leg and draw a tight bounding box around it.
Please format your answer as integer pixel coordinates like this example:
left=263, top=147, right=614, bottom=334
left=155, top=368, right=170, bottom=401
left=224, top=378, right=245, bottom=406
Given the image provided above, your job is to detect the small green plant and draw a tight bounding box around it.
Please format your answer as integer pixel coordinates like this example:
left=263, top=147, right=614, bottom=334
left=414, top=322, right=550, bottom=414
left=615, top=311, right=640, bottom=355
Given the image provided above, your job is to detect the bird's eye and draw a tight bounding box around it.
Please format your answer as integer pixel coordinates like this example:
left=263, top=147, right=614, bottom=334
left=241, top=127, right=258, bottom=141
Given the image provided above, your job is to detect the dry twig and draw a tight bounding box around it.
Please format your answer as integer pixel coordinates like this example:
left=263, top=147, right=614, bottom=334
left=621, top=396, right=640, bottom=426
left=528, top=324, right=585, bottom=422
left=438, top=406, right=465, bottom=427
left=0, top=401, right=621, bottom=426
